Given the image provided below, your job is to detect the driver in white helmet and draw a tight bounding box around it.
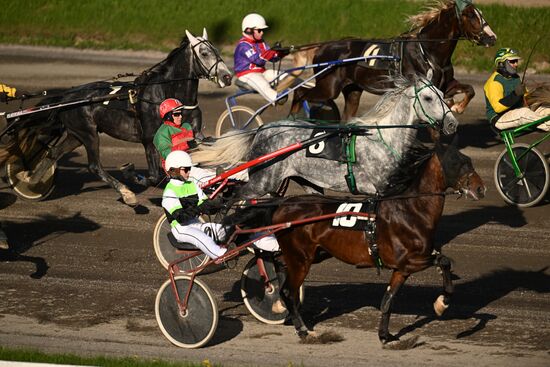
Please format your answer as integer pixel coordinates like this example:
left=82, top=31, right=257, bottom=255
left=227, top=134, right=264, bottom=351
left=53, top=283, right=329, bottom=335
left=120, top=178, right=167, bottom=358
left=162, top=150, right=278, bottom=260
left=234, top=13, right=290, bottom=104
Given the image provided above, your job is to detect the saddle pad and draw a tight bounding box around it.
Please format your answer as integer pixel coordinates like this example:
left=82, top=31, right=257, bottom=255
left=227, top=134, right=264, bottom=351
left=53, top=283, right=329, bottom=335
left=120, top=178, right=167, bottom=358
left=305, top=128, right=344, bottom=161
left=330, top=202, right=373, bottom=231
left=357, top=41, right=400, bottom=71
left=98, top=83, right=133, bottom=112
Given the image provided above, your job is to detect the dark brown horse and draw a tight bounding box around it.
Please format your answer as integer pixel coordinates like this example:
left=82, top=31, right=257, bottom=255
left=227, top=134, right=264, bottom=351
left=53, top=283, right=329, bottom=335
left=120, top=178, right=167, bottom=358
left=269, top=143, right=485, bottom=345
left=283, top=0, right=496, bottom=121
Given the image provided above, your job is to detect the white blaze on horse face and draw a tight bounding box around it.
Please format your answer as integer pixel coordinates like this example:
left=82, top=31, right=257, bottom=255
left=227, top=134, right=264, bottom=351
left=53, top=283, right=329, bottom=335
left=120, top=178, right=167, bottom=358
left=476, top=9, right=497, bottom=42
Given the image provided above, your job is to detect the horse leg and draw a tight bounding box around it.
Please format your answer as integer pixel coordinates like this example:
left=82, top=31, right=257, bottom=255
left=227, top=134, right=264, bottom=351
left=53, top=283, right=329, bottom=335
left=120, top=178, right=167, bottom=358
left=342, top=86, right=363, bottom=122
left=433, top=254, right=453, bottom=316
left=378, top=270, right=408, bottom=344
left=76, top=131, right=138, bottom=206
left=142, top=141, right=163, bottom=185
left=280, top=250, right=313, bottom=339
left=17, top=134, right=82, bottom=184
left=445, top=81, right=475, bottom=114
left=189, top=107, right=205, bottom=140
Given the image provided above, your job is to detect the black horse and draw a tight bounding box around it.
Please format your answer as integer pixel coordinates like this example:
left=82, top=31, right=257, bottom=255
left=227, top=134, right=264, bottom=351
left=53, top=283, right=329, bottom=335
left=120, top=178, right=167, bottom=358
left=9, top=29, right=231, bottom=205
left=283, top=0, right=497, bottom=121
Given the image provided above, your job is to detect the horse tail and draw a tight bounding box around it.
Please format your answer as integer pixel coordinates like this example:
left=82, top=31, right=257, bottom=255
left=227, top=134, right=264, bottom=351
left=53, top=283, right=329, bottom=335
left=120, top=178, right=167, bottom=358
left=191, top=130, right=255, bottom=167
left=275, top=47, right=319, bottom=92
left=526, top=82, right=550, bottom=110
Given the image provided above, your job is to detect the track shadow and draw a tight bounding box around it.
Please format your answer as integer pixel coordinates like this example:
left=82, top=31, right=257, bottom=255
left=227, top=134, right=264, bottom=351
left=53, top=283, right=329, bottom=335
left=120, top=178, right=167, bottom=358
left=435, top=204, right=527, bottom=247
left=208, top=315, right=244, bottom=346
left=395, top=267, right=550, bottom=340
left=41, top=152, right=153, bottom=202
left=0, top=212, right=100, bottom=277
left=290, top=267, right=549, bottom=342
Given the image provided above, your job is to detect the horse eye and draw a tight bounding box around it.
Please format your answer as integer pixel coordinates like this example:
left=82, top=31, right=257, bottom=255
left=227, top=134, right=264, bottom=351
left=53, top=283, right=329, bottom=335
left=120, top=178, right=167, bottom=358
left=424, top=96, right=433, bottom=102
left=201, top=51, right=209, bottom=57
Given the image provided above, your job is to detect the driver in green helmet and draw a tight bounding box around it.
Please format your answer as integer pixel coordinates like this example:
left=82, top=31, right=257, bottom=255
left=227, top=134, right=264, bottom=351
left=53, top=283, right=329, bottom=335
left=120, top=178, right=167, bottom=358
left=484, top=48, right=550, bottom=132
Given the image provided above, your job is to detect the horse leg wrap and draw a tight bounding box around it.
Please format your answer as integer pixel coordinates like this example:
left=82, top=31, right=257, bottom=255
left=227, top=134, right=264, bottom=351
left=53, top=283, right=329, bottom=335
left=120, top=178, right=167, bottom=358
left=24, top=157, right=56, bottom=184
left=433, top=295, right=449, bottom=316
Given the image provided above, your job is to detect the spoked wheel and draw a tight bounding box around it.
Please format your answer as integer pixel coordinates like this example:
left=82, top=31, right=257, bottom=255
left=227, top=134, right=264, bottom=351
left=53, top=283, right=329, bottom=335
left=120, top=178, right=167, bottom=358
left=294, top=100, right=341, bottom=122
left=153, top=214, right=209, bottom=273
left=494, top=143, right=550, bottom=207
left=215, top=105, right=263, bottom=137
left=155, top=276, right=218, bottom=349
left=5, top=144, right=56, bottom=201
left=240, top=256, right=304, bottom=325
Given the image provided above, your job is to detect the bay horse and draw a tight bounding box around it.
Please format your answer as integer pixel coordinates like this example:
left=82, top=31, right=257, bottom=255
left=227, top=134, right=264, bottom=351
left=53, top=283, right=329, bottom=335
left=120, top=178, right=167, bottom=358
left=8, top=29, right=232, bottom=205
left=282, top=0, right=497, bottom=121
left=269, top=142, right=486, bottom=345
left=192, top=75, right=458, bottom=199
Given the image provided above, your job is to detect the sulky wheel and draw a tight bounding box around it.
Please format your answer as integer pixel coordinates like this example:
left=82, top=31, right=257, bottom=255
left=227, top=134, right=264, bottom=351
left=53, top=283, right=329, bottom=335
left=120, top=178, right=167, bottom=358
left=240, top=256, right=304, bottom=325
left=215, top=105, right=263, bottom=137
left=153, top=214, right=209, bottom=273
left=155, top=276, right=218, bottom=349
left=494, top=143, right=549, bottom=207
left=5, top=144, right=56, bottom=201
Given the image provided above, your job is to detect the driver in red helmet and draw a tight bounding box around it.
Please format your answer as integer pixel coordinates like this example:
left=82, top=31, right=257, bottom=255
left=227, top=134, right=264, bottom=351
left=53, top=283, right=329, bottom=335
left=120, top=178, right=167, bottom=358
left=154, top=98, right=195, bottom=164
left=153, top=98, right=222, bottom=185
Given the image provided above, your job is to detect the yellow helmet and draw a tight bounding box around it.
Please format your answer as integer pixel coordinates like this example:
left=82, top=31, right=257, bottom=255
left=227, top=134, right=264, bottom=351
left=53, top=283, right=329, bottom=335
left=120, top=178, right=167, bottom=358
left=494, top=48, right=521, bottom=67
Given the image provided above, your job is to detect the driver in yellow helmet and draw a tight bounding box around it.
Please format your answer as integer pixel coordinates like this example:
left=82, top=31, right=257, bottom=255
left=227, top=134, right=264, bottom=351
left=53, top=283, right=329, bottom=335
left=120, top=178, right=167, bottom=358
left=484, top=48, right=550, bottom=132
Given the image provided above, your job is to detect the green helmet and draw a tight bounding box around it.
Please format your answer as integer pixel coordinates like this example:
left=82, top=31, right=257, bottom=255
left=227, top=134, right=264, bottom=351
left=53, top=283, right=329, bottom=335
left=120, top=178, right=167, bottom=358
left=494, top=48, right=521, bottom=67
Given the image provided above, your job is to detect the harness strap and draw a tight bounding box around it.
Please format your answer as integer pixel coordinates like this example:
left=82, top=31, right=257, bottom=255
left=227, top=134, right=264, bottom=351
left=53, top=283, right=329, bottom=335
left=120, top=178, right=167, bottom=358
left=364, top=200, right=383, bottom=274
left=343, top=134, right=359, bottom=195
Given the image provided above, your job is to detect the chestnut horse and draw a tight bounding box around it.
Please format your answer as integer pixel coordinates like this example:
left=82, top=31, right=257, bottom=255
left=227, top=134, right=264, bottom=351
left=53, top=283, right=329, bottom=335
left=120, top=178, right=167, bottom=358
left=267, top=142, right=485, bottom=345
left=282, top=0, right=496, bottom=121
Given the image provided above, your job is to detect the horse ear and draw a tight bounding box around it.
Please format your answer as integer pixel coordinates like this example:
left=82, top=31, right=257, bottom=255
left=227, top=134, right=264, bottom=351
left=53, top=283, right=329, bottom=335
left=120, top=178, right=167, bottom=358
left=202, top=28, right=208, bottom=40
left=185, top=30, right=200, bottom=47
left=426, top=68, right=434, bottom=82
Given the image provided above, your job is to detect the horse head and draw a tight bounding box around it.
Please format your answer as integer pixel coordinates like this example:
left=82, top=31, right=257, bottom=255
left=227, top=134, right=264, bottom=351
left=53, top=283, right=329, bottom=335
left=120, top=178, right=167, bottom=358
left=438, top=139, right=486, bottom=200
left=185, top=29, right=232, bottom=87
left=410, top=75, right=459, bottom=135
left=456, top=0, right=496, bottom=47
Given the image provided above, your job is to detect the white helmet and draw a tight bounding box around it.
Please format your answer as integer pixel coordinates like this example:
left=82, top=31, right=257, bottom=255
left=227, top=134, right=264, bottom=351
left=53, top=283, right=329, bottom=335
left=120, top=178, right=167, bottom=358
left=241, top=13, right=268, bottom=32
left=165, top=150, right=196, bottom=171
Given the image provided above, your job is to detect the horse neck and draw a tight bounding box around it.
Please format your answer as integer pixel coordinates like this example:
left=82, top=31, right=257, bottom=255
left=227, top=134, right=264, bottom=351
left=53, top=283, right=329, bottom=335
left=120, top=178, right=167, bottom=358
left=410, top=153, right=447, bottom=196
left=141, top=43, right=198, bottom=105
left=375, top=92, right=419, bottom=148
left=416, top=7, right=460, bottom=66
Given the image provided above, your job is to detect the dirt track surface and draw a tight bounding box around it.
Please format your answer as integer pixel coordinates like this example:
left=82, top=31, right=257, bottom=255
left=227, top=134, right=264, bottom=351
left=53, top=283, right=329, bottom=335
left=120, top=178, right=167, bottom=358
left=0, top=46, right=549, bottom=367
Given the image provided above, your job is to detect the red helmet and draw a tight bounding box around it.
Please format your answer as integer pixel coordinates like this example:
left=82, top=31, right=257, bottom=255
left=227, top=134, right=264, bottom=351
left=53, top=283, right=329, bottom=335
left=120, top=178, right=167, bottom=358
left=159, top=98, right=183, bottom=119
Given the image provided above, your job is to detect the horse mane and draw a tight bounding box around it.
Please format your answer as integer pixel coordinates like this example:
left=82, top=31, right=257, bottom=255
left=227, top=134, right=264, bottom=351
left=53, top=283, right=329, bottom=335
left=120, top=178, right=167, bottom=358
left=380, top=141, right=434, bottom=196
left=136, top=36, right=191, bottom=83
left=351, top=74, right=417, bottom=125
left=407, top=0, right=455, bottom=30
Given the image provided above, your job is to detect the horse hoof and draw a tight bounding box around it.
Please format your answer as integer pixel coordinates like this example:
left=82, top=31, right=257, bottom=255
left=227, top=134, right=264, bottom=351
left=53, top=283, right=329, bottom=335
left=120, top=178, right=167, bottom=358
left=433, top=295, right=449, bottom=316
left=382, top=335, right=421, bottom=350
left=120, top=188, right=138, bottom=206
left=271, top=299, right=287, bottom=314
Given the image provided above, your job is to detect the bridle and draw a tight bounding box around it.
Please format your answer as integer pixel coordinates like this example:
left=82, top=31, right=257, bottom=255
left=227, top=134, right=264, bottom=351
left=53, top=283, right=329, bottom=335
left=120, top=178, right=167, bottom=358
left=189, top=38, right=226, bottom=85
left=412, top=79, right=453, bottom=130
left=455, top=3, right=491, bottom=45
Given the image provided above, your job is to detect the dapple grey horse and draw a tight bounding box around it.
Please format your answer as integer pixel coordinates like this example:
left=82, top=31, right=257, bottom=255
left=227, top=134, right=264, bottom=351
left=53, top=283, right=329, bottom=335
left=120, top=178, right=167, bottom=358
left=192, top=75, right=458, bottom=198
